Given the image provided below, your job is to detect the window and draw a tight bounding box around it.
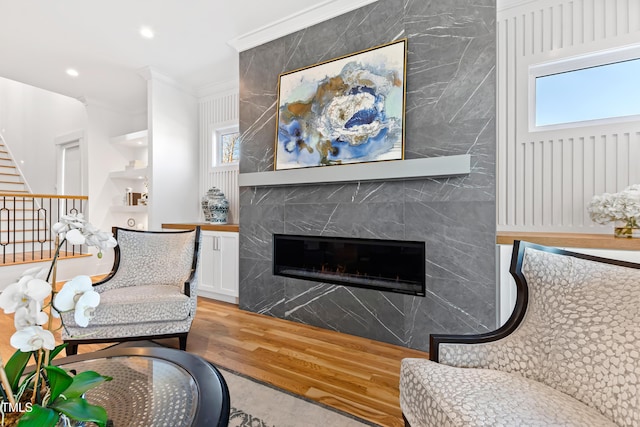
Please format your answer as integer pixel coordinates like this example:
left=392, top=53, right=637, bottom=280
left=530, top=45, right=640, bottom=130
left=212, top=126, right=240, bottom=167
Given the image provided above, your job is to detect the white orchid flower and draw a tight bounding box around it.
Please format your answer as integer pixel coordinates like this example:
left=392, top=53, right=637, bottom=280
left=65, top=228, right=87, bottom=245
left=54, top=275, right=93, bottom=312
left=59, top=212, right=86, bottom=225
left=0, top=276, right=51, bottom=314
left=53, top=275, right=100, bottom=326
left=74, top=291, right=100, bottom=327
left=14, top=300, right=48, bottom=330
left=52, top=214, right=117, bottom=258
left=52, top=222, right=69, bottom=235
left=20, top=266, right=48, bottom=280
left=53, top=213, right=87, bottom=241
left=10, top=325, right=55, bottom=352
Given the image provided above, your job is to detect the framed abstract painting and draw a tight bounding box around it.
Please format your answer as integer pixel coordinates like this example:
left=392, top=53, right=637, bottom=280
left=274, top=39, right=407, bottom=170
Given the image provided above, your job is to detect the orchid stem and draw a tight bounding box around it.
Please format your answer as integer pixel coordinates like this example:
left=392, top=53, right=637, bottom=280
left=0, top=355, right=16, bottom=406
left=43, top=236, right=61, bottom=368
left=32, top=350, right=44, bottom=404
left=46, top=236, right=65, bottom=283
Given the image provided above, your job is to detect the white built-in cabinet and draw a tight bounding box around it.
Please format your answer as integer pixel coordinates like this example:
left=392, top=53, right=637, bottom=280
left=198, top=230, right=239, bottom=303
left=108, top=130, right=149, bottom=230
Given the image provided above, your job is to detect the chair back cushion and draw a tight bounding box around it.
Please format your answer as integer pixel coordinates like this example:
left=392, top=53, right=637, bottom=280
left=110, top=229, right=197, bottom=289
left=521, top=247, right=640, bottom=426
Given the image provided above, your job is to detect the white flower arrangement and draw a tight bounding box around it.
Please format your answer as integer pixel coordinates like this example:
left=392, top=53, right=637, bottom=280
left=0, top=213, right=117, bottom=426
left=588, top=184, right=640, bottom=237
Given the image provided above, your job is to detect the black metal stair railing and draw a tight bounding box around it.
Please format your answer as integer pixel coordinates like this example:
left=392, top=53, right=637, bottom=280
left=0, top=193, right=89, bottom=265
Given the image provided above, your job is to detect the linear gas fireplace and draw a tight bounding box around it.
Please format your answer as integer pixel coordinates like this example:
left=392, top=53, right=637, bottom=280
left=273, top=234, right=425, bottom=296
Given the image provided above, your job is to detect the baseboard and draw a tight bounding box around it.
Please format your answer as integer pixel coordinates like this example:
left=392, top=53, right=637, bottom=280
left=198, top=290, right=238, bottom=304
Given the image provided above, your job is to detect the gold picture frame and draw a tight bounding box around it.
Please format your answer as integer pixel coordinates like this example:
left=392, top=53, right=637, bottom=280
left=274, top=39, right=407, bottom=171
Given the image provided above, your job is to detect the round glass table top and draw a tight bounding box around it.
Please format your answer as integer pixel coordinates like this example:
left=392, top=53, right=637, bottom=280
left=62, top=356, right=199, bottom=427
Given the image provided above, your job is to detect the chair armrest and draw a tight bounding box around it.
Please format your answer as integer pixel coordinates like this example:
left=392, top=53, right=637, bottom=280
left=430, top=241, right=530, bottom=367
left=183, top=227, right=201, bottom=296
left=431, top=332, right=520, bottom=368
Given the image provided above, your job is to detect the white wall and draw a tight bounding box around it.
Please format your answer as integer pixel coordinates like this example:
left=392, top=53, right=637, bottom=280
left=497, top=0, right=640, bottom=232
left=84, top=103, right=146, bottom=274
left=0, top=77, right=87, bottom=193
left=147, top=73, right=199, bottom=230
left=199, top=83, right=239, bottom=224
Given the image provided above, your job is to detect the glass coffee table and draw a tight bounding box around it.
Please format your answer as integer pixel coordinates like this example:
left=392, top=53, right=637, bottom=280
left=54, top=346, right=230, bottom=427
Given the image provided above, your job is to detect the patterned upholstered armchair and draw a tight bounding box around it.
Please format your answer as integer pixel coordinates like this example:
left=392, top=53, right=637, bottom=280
left=62, top=226, right=201, bottom=355
left=400, top=240, right=640, bottom=426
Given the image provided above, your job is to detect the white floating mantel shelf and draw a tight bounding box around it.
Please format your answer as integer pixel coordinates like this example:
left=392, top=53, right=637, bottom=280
left=238, top=154, right=471, bottom=187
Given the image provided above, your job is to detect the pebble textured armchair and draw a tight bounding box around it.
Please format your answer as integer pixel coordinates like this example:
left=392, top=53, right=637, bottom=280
left=63, top=227, right=201, bottom=355
left=400, top=240, right=640, bottom=426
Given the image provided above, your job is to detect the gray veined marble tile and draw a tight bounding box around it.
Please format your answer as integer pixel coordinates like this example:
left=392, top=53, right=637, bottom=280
left=284, top=202, right=405, bottom=240
left=284, top=180, right=405, bottom=204
left=239, top=258, right=285, bottom=318
left=239, top=204, right=284, bottom=260
left=239, top=186, right=286, bottom=207
left=284, top=279, right=407, bottom=347
left=281, top=0, right=404, bottom=74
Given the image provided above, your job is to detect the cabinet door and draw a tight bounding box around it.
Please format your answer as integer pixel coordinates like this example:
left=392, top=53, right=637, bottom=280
left=216, top=233, right=239, bottom=297
left=198, top=231, right=239, bottom=301
left=199, top=233, right=217, bottom=295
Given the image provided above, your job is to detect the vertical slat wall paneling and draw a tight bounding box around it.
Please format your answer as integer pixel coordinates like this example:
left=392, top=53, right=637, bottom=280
left=198, top=89, right=240, bottom=224
left=497, top=0, right=640, bottom=232
left=515, top=15, right=525, bottom=225
left=633, top=133, right=640, bottom=184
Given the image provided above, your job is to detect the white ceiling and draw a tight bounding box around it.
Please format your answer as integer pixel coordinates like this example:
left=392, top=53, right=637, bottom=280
left=0, top=0, right=330, bottom=113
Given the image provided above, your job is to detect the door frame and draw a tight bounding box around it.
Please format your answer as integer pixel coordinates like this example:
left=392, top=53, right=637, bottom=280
left=55, top=130, right=85, bottom=195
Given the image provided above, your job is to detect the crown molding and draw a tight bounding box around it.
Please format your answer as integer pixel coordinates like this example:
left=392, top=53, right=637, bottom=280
left=228, top=0, right=380, bottom=52
left=137, top=66, right=196, bottom=98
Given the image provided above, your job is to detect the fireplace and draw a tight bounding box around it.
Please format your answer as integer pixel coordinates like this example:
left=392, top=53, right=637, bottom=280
left=273, top=234, right=425, bottom=296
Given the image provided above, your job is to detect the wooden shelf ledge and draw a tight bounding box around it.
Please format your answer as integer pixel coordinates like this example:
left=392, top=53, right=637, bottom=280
left=497, top=231, right=640, bottom=251
left=162, top=223, right=239, bottom=232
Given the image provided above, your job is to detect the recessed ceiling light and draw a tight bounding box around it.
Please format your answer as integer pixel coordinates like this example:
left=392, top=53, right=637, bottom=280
left=66, top=68, right=79, bottom=77
left=139, top=26, right=154, bottom=39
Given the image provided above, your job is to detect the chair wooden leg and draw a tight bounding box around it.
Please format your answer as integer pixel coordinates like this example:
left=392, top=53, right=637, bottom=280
left=66, top=342, right=79, bottom=356
left=179, top=334, right=188, bottom=351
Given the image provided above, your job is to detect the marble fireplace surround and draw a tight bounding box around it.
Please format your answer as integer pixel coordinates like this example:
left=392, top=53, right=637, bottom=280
left=238, top=0, right=497, bottom=352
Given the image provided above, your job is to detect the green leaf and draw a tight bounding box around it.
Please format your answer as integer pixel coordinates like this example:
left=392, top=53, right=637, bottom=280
left=63, top=370, right=112, bottom=399
left=5, top=350, right=32, bottom=391
left=50, top=397, right=108, bottom=427
left=43, top=365, right=73, bottom=403
left=48, top=343, right=68, bottom=362
left=17, top=404, right=59, bottom=427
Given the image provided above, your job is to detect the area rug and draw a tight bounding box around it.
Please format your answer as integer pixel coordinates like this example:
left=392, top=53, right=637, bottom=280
left=219, top=367, right=375, bottom=427
left=109, top=340, right=376, bottom=426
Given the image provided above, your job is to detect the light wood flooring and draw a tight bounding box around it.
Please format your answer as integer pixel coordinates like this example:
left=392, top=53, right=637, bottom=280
left=0, top=297, right=429, bottom=427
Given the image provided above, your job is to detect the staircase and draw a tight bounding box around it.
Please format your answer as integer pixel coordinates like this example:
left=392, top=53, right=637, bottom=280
left=0, top=144, right=28, bottom=193
left=0, top=136, right=88, bottom=266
